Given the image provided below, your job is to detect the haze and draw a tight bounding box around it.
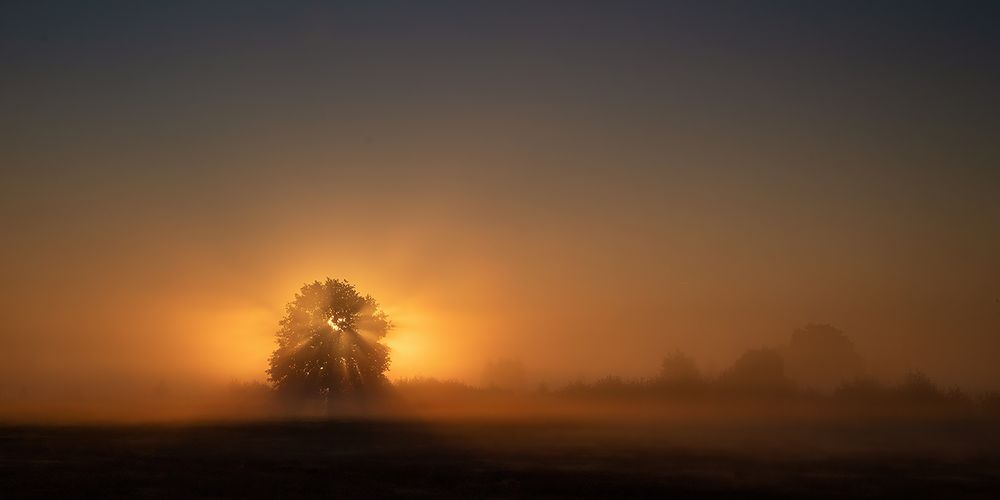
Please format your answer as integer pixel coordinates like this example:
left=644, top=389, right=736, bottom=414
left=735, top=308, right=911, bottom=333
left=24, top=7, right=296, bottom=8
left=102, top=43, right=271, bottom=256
left=2, top=1, right=998, bottom=406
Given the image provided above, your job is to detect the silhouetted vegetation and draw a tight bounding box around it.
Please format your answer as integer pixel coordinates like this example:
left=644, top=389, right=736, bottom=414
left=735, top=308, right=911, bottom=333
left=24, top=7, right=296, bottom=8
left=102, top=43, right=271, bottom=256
left=784, top=324, right=865, bottom=391
left=834, top=376, right=887, bottom=402
left=393, top=376, right=479, bottom=399
left=718, top=347, right=793, bottom=396
left=481, top=358, right=528, bottom=391
left=267, top=279, right=392, bottom=401
left=658, top=350, right=701, bottom=383
left=386, top=325, right=1000, bottom=416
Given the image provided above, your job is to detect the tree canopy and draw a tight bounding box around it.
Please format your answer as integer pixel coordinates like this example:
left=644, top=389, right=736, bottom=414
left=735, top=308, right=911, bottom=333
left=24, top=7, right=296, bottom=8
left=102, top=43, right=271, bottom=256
left=719, top=348, right=792, bottom=394
left=659, top=350, right=701, bottom=384
left=785, top=324, right=864, bottom=391
left=267, top=279, right=392, bottom=398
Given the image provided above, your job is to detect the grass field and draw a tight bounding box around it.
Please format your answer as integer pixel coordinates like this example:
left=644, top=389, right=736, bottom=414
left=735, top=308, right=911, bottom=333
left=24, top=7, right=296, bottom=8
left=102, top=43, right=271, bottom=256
left=2, top=415, right=999, bottom=498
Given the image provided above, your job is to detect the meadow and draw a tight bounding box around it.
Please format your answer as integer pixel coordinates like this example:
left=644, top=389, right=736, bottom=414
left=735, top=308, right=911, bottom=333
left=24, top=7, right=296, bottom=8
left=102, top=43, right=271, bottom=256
left=2, top=408, right=999, bottom=498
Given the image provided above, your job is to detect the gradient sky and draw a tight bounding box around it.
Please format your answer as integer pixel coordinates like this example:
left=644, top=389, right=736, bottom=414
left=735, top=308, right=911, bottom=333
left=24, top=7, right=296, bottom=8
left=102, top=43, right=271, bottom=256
left=2, top=1, right=998, bottom=393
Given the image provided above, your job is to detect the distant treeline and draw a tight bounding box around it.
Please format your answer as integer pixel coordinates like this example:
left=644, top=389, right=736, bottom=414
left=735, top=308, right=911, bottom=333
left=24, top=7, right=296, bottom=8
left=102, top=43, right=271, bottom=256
left=390, top=325, right=1000, bottom=410
left=389, top=370, right=1000, bottom=412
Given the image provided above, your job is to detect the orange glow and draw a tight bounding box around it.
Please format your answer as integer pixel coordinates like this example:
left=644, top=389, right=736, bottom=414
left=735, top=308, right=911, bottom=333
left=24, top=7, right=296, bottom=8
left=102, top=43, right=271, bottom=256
left=190, top=306, right=276, bottom=383
left=1, top=1, right=998, bottom=403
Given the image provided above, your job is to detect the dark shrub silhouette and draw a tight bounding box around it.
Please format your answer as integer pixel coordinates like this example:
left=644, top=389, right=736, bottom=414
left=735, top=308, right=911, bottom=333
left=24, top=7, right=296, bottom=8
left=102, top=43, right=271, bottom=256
left=719, top=348, right=793, bottom=395
left=561, top=376, right=650, bottom=398
left=944, top=386, right=970, bottom=404
left=894, top=371, right=944, bottom=402
left=980, top=392, right=1000, bottom=412
left=835, top=376, right=886, bottom=401
left=785, top=324, right=864, bottom=391
left=393, top=377, right=478, bottom=400
left=654, top=350, right=706, bottom=396
left=658, top=350, right=700, bottom=383
left=482, top=358, right=528, bottom=391
left=267, top=279, right=391, bottom=398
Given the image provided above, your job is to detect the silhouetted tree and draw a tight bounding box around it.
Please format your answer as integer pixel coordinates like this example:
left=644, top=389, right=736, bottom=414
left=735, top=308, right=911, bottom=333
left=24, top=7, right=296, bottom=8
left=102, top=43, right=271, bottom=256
left=894, top=371, right=943, bottom=402
left=834, top=376, right=886, bottom=402
left=267, top=279, right=391, bottom=399
left=658, top=350, right=700, bottom=383
left=654, top=350, right=706, bottom=397
left=719, top=348, right=793, bottom=395
left=784, top=324, right=864, bottom=391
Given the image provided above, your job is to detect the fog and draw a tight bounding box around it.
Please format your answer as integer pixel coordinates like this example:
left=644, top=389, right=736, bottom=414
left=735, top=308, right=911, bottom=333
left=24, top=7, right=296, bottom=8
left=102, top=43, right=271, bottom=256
left=2, top=1, right=999, bottom=422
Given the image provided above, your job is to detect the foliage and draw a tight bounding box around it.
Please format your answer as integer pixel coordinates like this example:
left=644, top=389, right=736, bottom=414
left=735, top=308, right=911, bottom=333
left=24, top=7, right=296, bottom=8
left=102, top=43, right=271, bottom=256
left=718, top=348, right=793, bottom=394
left=785, top=324, right=865, bottom=390
left=393, top=376, right=478, bottom=397
left=834, top=376, right=886, bottom=401
left=658, top=350, right=701, bottom=384
left=894, top=371, right=943, bottom=402
left=267, top=279, right=391, bottom=398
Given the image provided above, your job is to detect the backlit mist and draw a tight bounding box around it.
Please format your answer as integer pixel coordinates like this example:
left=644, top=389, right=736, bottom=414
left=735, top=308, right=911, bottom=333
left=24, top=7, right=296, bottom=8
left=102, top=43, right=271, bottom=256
left=1, top=1, right=998, bottom=405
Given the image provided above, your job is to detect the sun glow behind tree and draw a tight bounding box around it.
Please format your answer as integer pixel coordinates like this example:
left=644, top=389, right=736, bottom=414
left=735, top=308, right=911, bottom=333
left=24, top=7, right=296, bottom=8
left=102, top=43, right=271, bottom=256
left=267, top=279, right=392, bottom=398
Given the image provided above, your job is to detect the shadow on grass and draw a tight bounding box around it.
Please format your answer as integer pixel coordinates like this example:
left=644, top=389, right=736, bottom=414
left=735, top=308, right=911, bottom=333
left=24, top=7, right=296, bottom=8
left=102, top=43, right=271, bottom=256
left=1, top=417, right=999, bottom=498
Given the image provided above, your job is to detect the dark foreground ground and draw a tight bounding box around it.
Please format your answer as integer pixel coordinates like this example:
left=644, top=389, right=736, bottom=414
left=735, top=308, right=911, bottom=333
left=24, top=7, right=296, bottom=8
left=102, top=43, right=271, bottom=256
left=1, top=416, right=999, bottom=498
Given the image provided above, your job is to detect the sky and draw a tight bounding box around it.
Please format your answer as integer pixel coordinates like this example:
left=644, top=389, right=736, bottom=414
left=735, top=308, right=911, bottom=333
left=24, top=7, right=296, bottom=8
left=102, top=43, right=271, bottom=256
left=1, top=1, right=998, bottom=394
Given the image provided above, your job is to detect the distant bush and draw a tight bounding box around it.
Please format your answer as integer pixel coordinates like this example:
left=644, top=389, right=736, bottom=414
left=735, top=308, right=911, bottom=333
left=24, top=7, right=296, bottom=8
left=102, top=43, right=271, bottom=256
left=835, top=372, right=977, bottom=409
left=893, top=371, right=944, bottom=402
left=718, top=348, right=794, bottom=396
left=979, top=392, right=1000, bottom=412
left=559, top=376, right=656, bottom=399
left=393, top=377, right=480, bottom=399
left=785, top=324, right=864, bottom=391
left=658, top=350, right=701, bottom=383
left=943, top=386, right=970, bottom=404
left=385, top=347, right=995, bottom=413
left=834, top=376, right=887, bottom=402
left=650, top=351, right=707, bottom=397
